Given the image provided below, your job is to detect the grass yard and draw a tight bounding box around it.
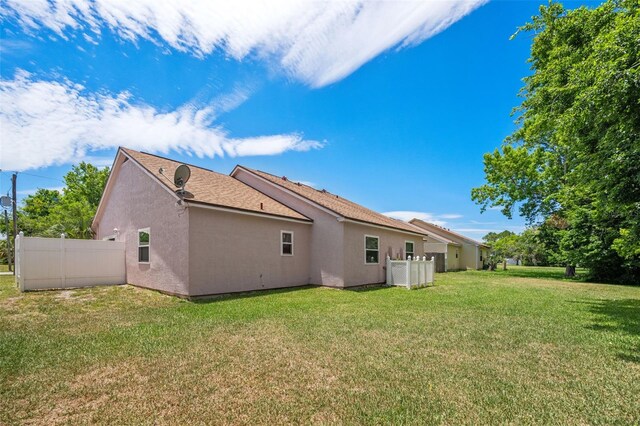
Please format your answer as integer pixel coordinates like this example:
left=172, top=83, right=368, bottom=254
left=1, top=267, right=639, bottom=424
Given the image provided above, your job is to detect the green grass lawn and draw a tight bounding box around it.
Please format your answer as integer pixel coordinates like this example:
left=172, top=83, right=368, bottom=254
left=1, top=268, right=639, bottom=425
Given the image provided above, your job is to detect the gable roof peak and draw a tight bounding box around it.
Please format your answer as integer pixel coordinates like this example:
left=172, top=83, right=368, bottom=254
left=114, top=148, right=311, bottom=222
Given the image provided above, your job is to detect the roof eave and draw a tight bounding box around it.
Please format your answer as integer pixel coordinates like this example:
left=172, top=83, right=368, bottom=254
left=186, top=199, right=313, bottom=224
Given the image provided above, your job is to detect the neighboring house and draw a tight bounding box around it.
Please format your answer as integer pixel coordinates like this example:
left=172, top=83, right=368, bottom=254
left=418, top=229, right=462, bottom=272
left=92, top=147, right=428, bottom=297
left=409, top=219, right=490, bottom=270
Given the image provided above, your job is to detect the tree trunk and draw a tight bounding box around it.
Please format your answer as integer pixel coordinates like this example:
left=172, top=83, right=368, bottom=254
left=503, top=260, right=507, bottom=270
left=565, top=265, right=576, bottom=277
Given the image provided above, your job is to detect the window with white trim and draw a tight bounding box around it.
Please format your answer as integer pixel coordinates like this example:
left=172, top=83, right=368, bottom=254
left=405, top=241, right=415, bottom=260
left=365, top=235, right=379, bottom=264
left=138, top=228, right=150, bottom=263
left=281, top=231, right=293, bottom=256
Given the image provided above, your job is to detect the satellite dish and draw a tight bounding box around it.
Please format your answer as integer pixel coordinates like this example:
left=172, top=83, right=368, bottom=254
left=0, top=196, right=11, bottom=208
left=174, top=164, right=191, bottom=194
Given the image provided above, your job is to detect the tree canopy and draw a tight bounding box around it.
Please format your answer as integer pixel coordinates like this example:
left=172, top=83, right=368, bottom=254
left=472, top=0, right=639, bottom=283
left=1, top=163, right=109, bottom=240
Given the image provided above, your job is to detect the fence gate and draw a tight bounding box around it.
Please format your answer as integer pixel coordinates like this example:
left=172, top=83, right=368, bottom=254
left=424, top=252, right=446, bottom=272
left=15, top=233, right=126, bottom=291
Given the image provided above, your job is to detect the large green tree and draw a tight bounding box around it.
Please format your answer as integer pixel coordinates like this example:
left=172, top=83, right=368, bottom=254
left=472, top=0, right=640, bottom=283
left=54, top=163, right=109, bottom=238
left=2, top=163, right=110, bottom=241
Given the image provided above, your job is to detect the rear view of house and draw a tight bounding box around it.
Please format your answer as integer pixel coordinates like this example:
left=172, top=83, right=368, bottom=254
left=93, top=147, right=428, bottom=297
left=409, top=219, right=490, bottom=270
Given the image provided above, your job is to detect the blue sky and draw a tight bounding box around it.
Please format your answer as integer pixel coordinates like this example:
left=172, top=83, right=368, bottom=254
left=0, top=0, right=599, bottom=239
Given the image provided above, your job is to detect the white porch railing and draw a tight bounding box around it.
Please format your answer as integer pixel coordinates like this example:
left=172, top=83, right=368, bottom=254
left=386, top=255, right=435, bottom=289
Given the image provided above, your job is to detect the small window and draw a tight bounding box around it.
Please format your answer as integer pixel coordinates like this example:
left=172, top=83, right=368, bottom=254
left=365, top=235, right=379, bottom=264
left=281, top=231, right=293, bottom=256
left=138, top=228, right=150, bottom=263
left=405, top=241, right=415, bottom=260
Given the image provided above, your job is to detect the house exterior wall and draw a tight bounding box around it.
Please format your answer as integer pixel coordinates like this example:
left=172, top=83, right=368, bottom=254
left=343, top=222, right=424, bottom=286
left=460, top=242, right=478, bottom=270
left=188, top=207, right=312, bottom=296
left=447, top=245, right=460, bottom=271
left=233, top=168, right=345, bottom=287
left=423, top=242, right=447, bottom=253
left=95, top=159, right=190, bottom=296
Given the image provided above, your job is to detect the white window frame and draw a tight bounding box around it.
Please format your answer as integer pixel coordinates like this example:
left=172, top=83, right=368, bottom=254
left=281, top=230, right=294, bottom=256
left=364, top=235, right=380, bottom=265
left=405, top=240, right=415, bottom=260
left=138, top=227, right=150, bottom=264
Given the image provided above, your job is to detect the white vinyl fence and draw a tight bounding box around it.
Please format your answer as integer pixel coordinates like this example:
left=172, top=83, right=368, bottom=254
left=386, top=256, right=435, bottom=289
left=15, top=232, right=125, bottom=291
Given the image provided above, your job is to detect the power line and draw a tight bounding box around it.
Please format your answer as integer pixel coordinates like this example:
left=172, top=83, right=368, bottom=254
left=0, top=170, right=65, bottom=183
left=16, top=172, right=65, bottom=183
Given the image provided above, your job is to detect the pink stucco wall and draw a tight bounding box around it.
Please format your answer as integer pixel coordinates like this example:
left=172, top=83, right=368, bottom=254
left=187, top=207, right=312, bottom=296
left=234, top=168, right=428, bottom=287
left=95, top=158, right=190, bottom=296
left=233, top=168, right=345, bottom=287
left=343, top=222, right=425, bottom=286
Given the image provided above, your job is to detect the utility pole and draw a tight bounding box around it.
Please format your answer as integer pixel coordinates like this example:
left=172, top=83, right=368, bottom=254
left=11, top=173, right=17, bottom=276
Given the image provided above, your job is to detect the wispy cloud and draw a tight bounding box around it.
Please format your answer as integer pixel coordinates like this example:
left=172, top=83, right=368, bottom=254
left=453, top=226, right=526, bottom=237
left=468, top=220, right=498, bottom=225
left=296, top=180, right=316, bottom=188
left=209, top=85, right=254, bottom=118
left=0, top=39, right=34, bottom=56
left=439, top=213, right=463, bottom=219
left=1, top=0, right=487, bottom=87
left=0, top=71, right=323, bottom=171
left=383, top=211, right=447, bottom=226
left=17, top=186, right=65, bottom=196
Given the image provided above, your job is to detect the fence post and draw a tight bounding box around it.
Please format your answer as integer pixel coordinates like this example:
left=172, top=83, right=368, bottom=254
left=405, top=259, right=411, bottom=289
left=60, top=233, right=66, bottom=289
left=15, top=232, right=23, bottom=291
left=431, top=256, right=435, bottom=285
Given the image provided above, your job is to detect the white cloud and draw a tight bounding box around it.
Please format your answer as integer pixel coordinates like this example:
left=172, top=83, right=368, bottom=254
left=453, top=226, right=526, bottom=237
left=17, top=186, right=65, bottom=196
left=1, top=0, right=487, bottom=87
left=439, top=213, right=463, bottom=219
left=296, top=180, right=316, bottom=188
left=0, top=72, right=323, bottom=171
left=382, top=211, right=447, bottom=226
left=383, top=210, right=464, bottom=225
